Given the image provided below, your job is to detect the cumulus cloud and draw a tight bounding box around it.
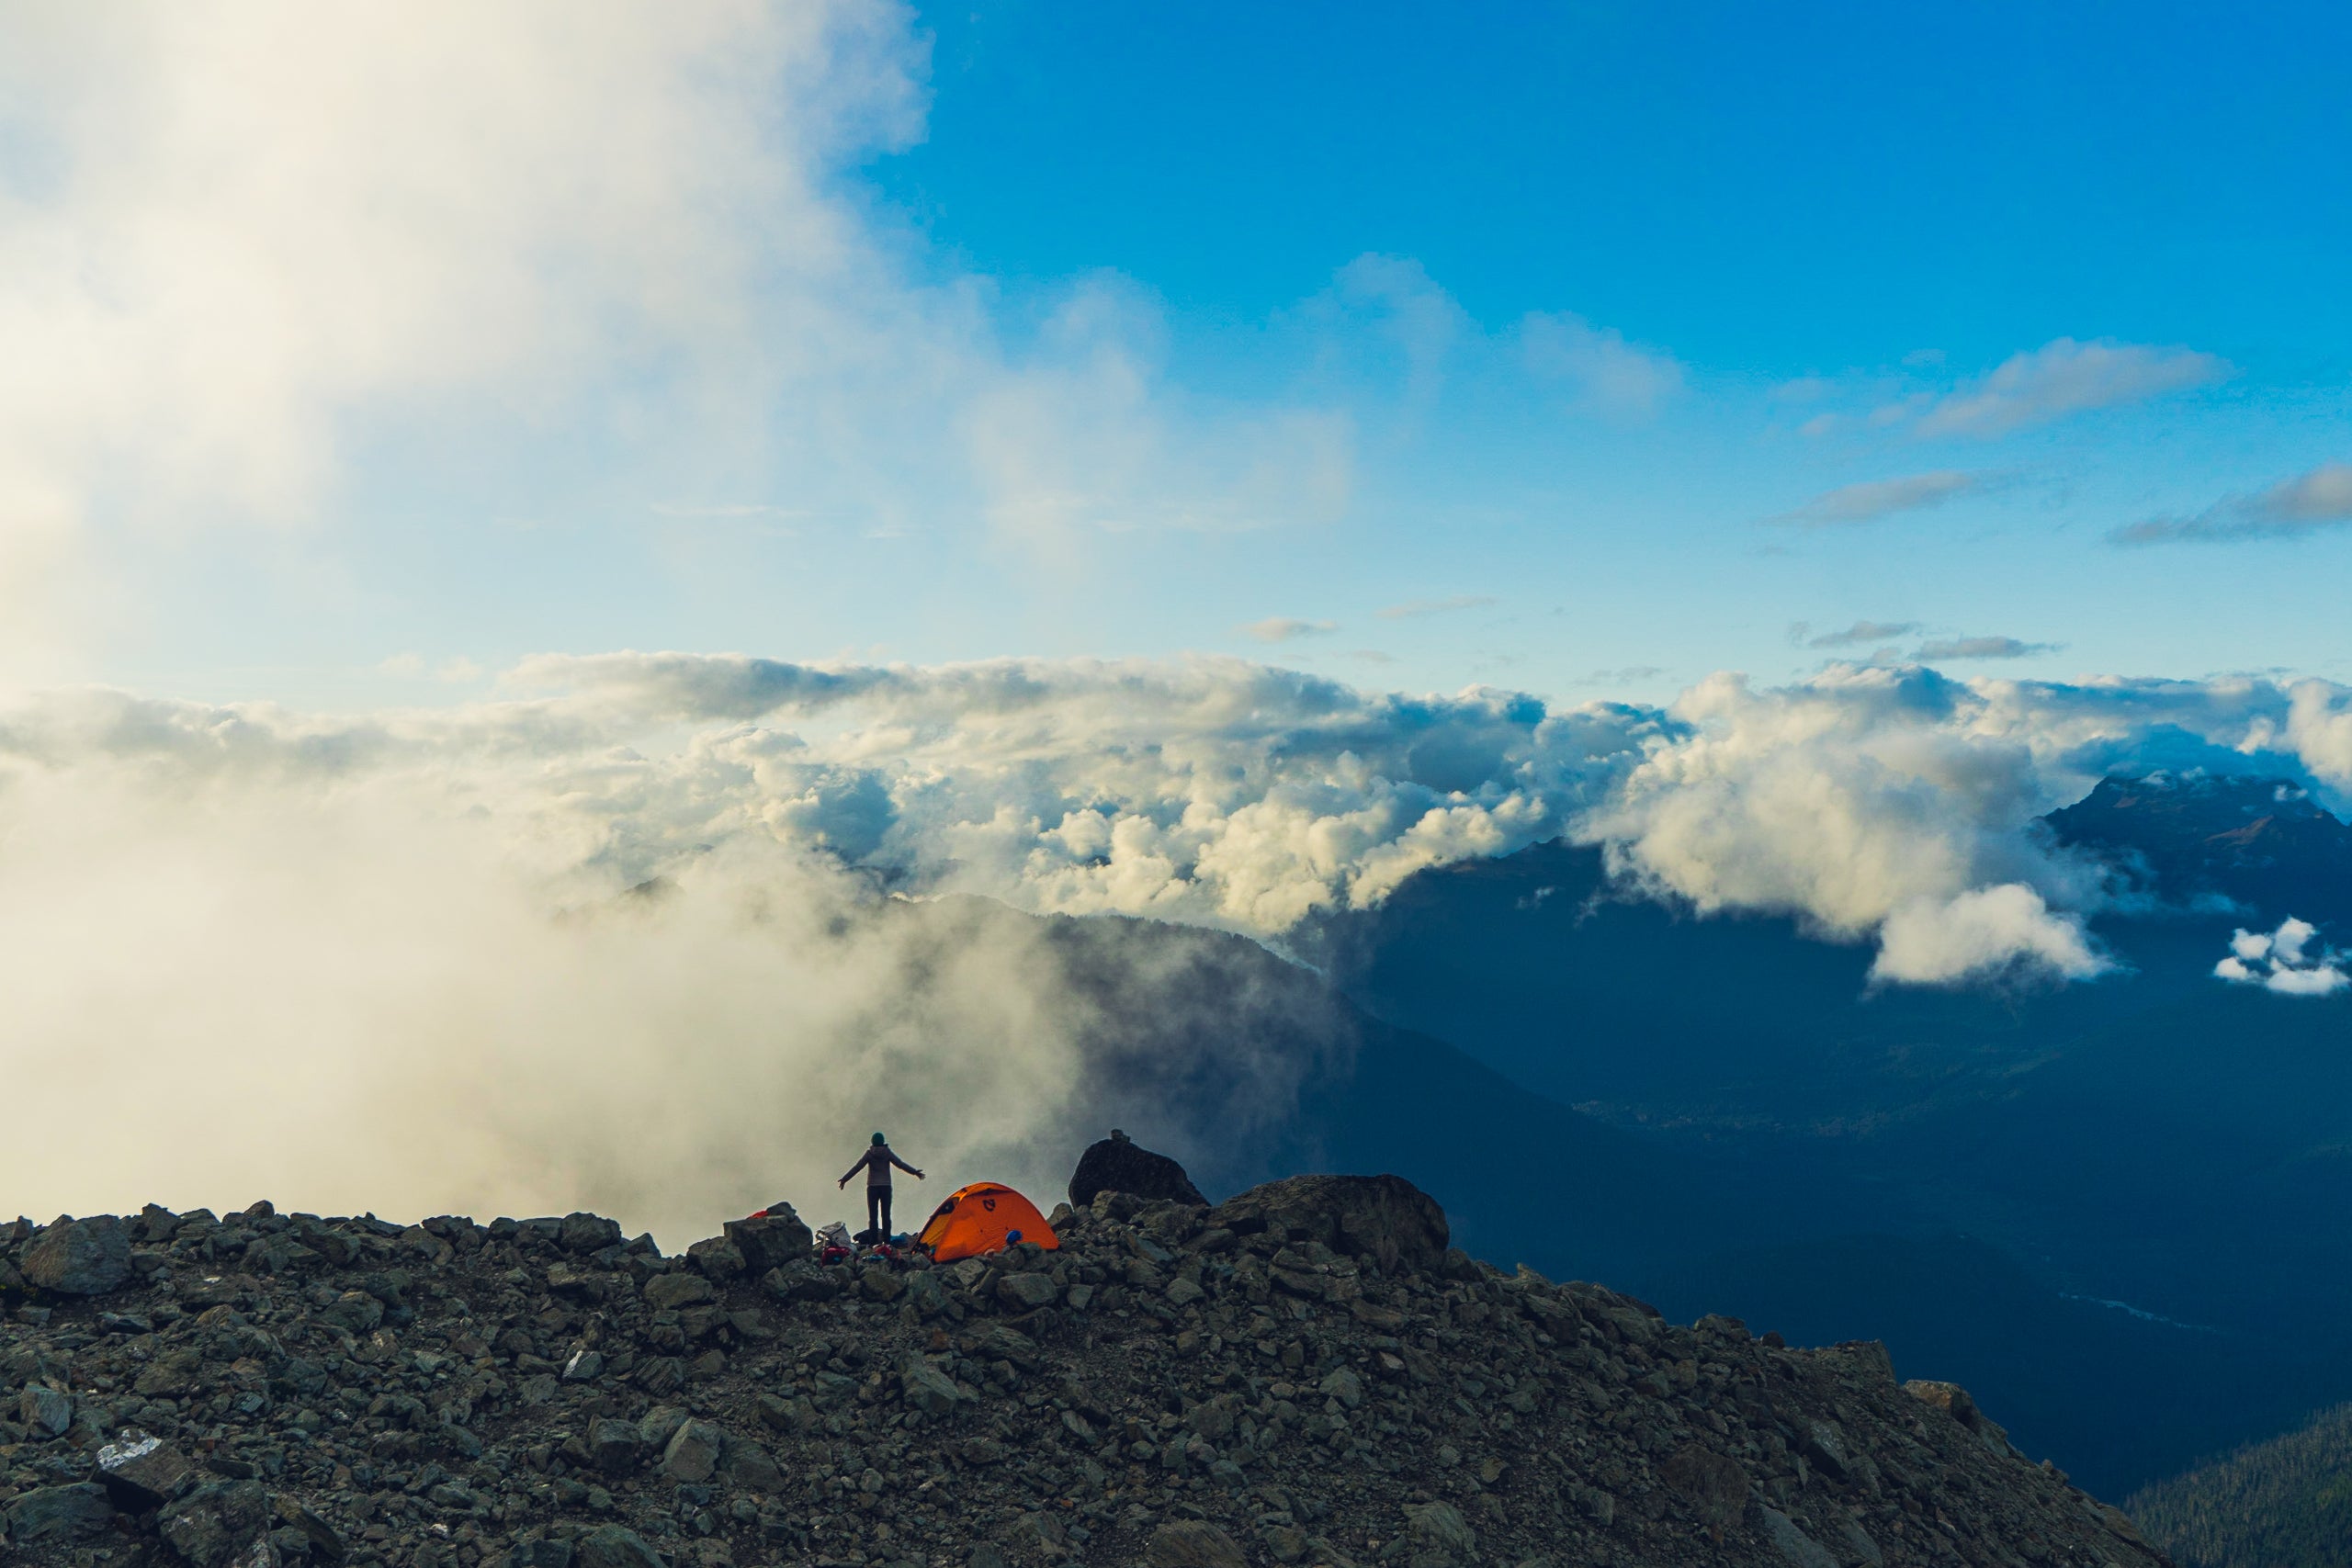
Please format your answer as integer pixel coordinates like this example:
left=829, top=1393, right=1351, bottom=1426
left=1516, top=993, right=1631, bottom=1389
left=1239, top=618, right=1340, bottom=644
left=2110, top=462, right=2352, bottom=546
left=1913, top=636, right=2060, bottom=661
left=1578, top=667, right=2117, bottom=986
left=2288, top=681, right=2352, bottom=787
left=1909, top=338, right=2232, bottom=438
left=2215, top=917, right=2348, bottom=997
left=1770, top=471, right=1982, bottom=527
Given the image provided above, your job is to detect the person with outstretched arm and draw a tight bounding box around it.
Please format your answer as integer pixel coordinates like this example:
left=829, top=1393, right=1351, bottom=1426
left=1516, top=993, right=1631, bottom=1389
left=839, top=1132, right=923, bottom=1240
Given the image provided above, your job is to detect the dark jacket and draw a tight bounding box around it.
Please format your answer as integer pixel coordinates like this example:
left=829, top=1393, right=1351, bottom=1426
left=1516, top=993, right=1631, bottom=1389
left=841, top=1145, right=921, bottom=1190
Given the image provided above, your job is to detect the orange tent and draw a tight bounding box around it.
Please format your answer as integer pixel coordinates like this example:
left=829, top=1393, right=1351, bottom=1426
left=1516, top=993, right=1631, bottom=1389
left=916, top=1182, right=1059, bottom=1263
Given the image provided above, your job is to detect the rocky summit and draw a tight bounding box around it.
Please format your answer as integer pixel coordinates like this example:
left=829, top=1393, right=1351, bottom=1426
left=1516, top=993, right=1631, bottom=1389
left=0, top=1168, right=2166, bottom=1568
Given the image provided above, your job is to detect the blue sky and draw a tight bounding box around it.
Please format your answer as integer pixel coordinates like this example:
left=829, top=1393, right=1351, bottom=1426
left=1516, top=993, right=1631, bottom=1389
left=4, top=1, right=2348, bottom=706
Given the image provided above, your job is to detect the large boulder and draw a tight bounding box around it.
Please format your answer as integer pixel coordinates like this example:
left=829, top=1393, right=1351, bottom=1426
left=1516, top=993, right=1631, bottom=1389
left=724, top=1206, right=812, bottom=1274
left=1069, top=1130, right=1207, bottom=1208
left=21, top=1214, right=131, bottom=1295
left=5, top=1483, right=116, bottom=1545
left=1210, top=1174, right=1448, bottom=1274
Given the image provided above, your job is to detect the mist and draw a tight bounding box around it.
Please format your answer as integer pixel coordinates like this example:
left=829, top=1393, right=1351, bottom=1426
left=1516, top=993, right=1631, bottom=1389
left=0, top=754, right=1109, bottom=1246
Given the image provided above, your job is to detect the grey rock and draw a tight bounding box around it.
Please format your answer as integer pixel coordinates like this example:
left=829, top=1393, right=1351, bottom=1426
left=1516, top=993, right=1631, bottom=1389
left=642, top=1271, right=714, bottom=1310
left=1904, top=1379, right=1980, bottom=1427
left=761, top=1261, right=840, bottom=1303
left=1144, top=1517, right=1250, bottom=1567
left=274, top=1494, right=348, bottom=1562
left=21, top=1213, right=132, bottom=1294
left=560, top=1213, right=623, bottom=1254
left=1836, top=1515, right=1886, bottom=1567
left=161, top=1490, right=236, bottom=1567
left=19, top=1382, right=74, bottom=1438
left=996, top=1270, right=1059, bottom=1311
left=1758, top=1506, right=1840, bottom=1568
left=1660, top=1442, right=1747, bottom=1538
left=901, top=1357, right=970, bottom=1416
left=1318, top=1368, right=1364, bottom=1409
left=661, top=1417, right=724, bottom=1483
left=718, top=1432, right=785, bottom=1490
left=1804, top=1419, right=1855, bottom=1482
left=637, top=1404, right=689, bottom=1448
left=1402, top=1501, right=1477, bottom=1567
left=860, top=1263, right=904, bottom=1302
left=98, top=1433, right=197, bottom=1511
left=724, top=1208, right=813, bottom=1273
left=686, top=1235, right=746, bottom=1280
left=1210, top=1175, right=1449, bottom=1274
left=5, top=1483, right=116, bottom=1544
left=573, top=1525, right=665, bottom=1568
left=315, top=1290, right=383, bottom=1335
left=589, top=1416, right=642, bottom=1474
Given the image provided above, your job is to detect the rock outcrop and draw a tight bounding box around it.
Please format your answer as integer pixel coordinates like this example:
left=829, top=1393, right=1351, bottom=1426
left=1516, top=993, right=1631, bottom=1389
left=0, top=1179, right=2167, bottom=1568
left=1068, top=1132, right=1207, bottom=1211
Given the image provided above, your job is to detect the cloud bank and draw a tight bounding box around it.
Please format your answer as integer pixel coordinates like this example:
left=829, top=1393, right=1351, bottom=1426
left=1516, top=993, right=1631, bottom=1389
left=7, top=654, right=2352, bottom=1229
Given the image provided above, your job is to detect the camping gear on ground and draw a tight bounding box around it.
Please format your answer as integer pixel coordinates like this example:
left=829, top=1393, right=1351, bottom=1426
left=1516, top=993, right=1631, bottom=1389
left=915, top=1182, right=1060, bottom=1262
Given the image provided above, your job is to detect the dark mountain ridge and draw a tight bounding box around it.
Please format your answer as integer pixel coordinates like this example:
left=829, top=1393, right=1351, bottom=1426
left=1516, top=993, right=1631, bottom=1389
left=2045, top=773, right=2352, bottom=925
left=0, top=1178, right=2170, bottom=1568
left=1281, top=772, right=2352, bottom=1497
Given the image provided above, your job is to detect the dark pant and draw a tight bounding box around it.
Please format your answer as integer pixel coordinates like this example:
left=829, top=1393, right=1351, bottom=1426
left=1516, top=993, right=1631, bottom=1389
left=866, top=1188, right=893, bottom=1237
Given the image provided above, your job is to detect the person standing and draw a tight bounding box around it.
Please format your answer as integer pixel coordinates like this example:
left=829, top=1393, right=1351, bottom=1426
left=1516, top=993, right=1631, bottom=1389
left=839, top=1132, right=923, bottom=1240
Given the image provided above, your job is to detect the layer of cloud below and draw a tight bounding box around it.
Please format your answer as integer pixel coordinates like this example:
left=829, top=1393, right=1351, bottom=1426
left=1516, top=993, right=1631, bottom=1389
left=7, top=654, right=2351, bottom=1233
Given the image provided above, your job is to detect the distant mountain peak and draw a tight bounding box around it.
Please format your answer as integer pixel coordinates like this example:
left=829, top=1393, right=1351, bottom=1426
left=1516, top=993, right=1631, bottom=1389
left=2045, top=772, right=2352, bottom=918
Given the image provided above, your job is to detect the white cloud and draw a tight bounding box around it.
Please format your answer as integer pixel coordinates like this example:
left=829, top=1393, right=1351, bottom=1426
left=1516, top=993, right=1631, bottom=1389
left=1577, top=668, right=2113, bottom=985
left=1797, top=621, right=1920, bottom=649
left=1913, top=636, right=2060, bottom=661
left=0, top=2, right=1355, bottom=666
left=1875, top=885, right=2103, bottom=986
left=1770, top=471, right=1981, bottom=527
left=1518, top=310, right=1685, bottom=416
left=2110, top=462, right=2352, bottom=546
left=1910, top=338, right=2232, bottom=439
left=1239, top=617, right=1340, bottom=644
left=2214, top=916, right=2347, bottom=997
left=5, top=649, right=2350, bottom=1233
left=2287, top=681, right=2352, bottom=786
